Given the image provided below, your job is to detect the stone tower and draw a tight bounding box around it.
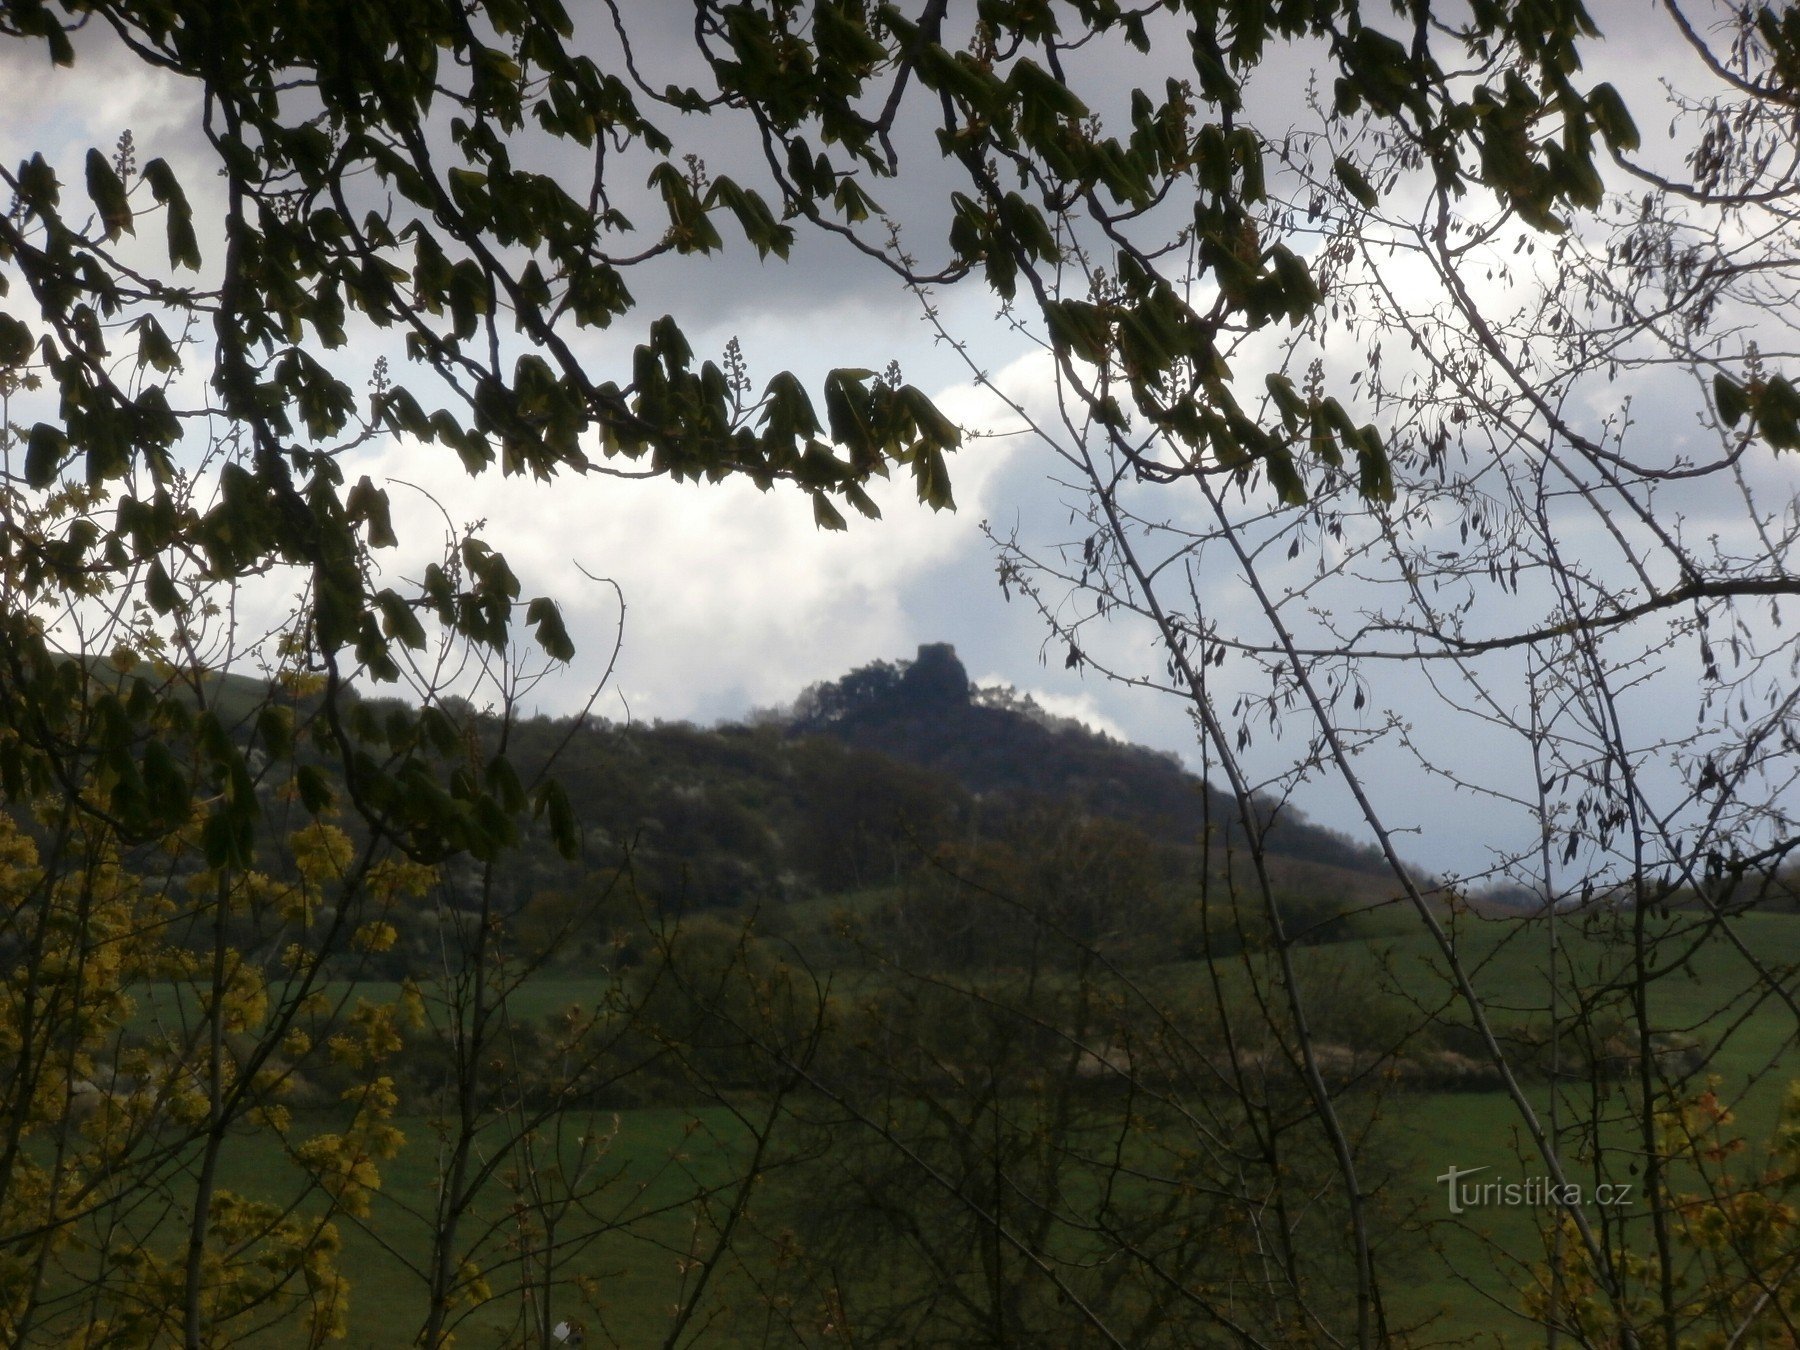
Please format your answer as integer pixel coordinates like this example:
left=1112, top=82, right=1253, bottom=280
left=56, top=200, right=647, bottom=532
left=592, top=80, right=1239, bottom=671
left=899, top=642, right=971, bottom=707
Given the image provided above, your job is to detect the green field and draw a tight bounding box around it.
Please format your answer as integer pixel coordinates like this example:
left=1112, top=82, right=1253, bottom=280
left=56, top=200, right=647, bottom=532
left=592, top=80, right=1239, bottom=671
left=1316, top=907, right=1800, bottom=1343
left=288, top=1107, right=758, bottom=1348
left=100, top=907, right=1800, bottom=1345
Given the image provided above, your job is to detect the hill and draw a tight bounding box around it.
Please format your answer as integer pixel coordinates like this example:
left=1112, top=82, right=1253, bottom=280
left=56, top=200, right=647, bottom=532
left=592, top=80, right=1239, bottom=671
left=782, top=643, right=1391, bottom=878
left=30, top=645, right=1407, bottom=987
left=372, top=645, right=1402, bottom=931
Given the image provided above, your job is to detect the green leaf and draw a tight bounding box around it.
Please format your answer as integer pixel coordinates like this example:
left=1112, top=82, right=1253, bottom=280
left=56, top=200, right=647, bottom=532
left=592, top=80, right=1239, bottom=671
left=0, top=314, right=32, bottom=365
left=707, top=177, right=794, bottom=258
left=1586, top=81, right=1640, bottom=153
left=201, top=808, right=254, bottom=871
left=815, top=2, right=885, bottom=66
left=917, top=44, right=1002, bottom=116
left=1356, top=426, right=1394, bottom=502
left=297, top=766, right=336, bottom=820
left=375, top=588, right=428, bottom=650
left=1263, top=446, right=1308, bottom=505
left=141, top=739, right=190, bottom=821
left=1264, top=373, right=1306, bottom=427
left=346, top=476, right=397, bottom=548
left=1268, top=247, right=1320, bottom=324
left=24, top=423, right=66, bottom=487
left=537, top=778, right=579, bottom=858
left=1715, top=373, right=1748, bottom=428
left=257, top=706, right=295, bottom=759
left=647, top=161, right=722, bottom=253
left=1754, top=375, right=1800, bottom=449
left=145, top=559, right=180, bottom=615
left=84, top=148, right=133, bottom=241
left=898, top=385, right=962, bottom=453
left=812, top=492, right=848, bottom=530
left=823, top=369, right=874, bottom=467
left=833, top=176, right=878, bottom=224
left=142, top=158, right=200, bottom=270
left=129, top=316, right=179, bottom=372
left=1043, top=300, right=1113, bottom=365
left=486, top=753, right=527, bottom=814
left=419, top=705, right=461, bottom=756
left=17, top=153, right=59, bottom=210
left=1009, top=58, right=1088, bottom=123
left=525, top=596, right=575, bottom=662
left=913, top=445, right=955, bottom=511
left=1333, top=157, right=1379, bottom=209
left=42, top=23, right=73, bottom=65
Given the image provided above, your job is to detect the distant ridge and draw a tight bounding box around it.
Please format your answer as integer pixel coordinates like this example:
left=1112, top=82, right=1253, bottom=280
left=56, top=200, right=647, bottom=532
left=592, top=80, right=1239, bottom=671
left=784, top=644, right=1389, bottom=878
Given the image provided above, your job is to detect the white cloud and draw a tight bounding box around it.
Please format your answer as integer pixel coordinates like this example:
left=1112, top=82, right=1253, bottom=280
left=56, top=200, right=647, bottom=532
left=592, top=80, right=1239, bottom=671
left=340, top=353, right=1038, bottom=722
left=971, top=676, right=1133, bottom=743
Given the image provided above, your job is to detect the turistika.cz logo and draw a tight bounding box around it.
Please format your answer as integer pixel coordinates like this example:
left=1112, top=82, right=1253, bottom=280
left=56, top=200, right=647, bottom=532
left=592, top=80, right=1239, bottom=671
left=1436, top=1164, right=1635, bottom=1215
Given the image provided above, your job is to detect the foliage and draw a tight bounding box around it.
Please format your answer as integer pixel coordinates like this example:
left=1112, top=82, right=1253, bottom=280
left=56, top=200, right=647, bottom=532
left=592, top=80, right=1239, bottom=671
left=970, top=0, right=1800, bottom=1343
left=2, top=0, right=1785, bottom=1344
left=0, top=801, right=422, bottom=1345
left=795, top=647, right=1391, bottom=873
left=1529, top=1081, right=1800, bottom=1345
left=0, top=0, right=962, bottom=1337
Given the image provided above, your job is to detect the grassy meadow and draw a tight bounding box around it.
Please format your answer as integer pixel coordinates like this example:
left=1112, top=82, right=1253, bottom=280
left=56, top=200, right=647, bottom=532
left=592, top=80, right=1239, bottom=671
left=107, top=904, right=1799, bottom=1346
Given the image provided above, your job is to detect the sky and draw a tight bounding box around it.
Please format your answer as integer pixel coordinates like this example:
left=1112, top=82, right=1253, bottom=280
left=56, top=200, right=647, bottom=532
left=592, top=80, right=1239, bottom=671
left=2, top=1, right=1793, bottom=883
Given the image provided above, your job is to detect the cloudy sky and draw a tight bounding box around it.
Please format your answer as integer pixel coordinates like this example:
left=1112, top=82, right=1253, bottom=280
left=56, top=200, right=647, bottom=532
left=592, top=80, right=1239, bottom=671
left=4, top=2, right=1791, bottom=882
